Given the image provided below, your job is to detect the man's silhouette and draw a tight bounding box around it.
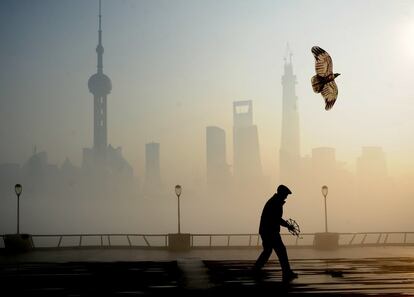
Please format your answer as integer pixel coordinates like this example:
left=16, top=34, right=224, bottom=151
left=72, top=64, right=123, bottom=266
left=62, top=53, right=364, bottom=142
left=254, top=184, right=298, bottom=282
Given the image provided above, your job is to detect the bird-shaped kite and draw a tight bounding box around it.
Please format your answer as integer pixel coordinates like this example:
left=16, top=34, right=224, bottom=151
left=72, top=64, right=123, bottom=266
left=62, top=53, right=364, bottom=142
left=311, top=46, right=340, bottom=110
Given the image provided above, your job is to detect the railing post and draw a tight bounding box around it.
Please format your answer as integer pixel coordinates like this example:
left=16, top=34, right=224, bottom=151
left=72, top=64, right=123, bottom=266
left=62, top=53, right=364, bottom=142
left=58, top=236, right=63, bottom=248
left=227, top=235, right=230, bottom=247
left=404, top=233, right=407, bottom=244
left=127, top=235, right=132, bottom=247
left=79, top=235, right=82, bottom=247
left=209, top=235, right=212, bottom=247
left=376, top=233, right=382, bottom=244
left=349, top=233, right=357, bottom=245
left=108, top=235, right=111, bottom=247
left=143, top=235, right=150, bottom=247
left=361, top=234, right=367, bottom=245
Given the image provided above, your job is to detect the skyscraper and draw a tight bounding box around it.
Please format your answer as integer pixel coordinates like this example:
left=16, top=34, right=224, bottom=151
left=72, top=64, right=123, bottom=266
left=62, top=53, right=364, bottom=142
left=206, top=126, right=230, bottom=189
left=233, top=100, right=262, bottom=184
left=145, top=142, right=162, bottom=191
left=279, top=47, right=301, bottom=184
left=87, top=0, right=112, bottom=162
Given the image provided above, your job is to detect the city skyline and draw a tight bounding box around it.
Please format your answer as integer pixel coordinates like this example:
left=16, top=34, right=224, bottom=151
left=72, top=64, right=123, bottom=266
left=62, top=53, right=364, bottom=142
left=2, top=0, right=414, bottom=185
left=2, top=0, right=414, bottom=237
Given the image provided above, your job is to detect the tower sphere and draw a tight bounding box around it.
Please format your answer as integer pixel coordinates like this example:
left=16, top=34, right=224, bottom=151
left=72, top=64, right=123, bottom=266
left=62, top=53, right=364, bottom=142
left=88, top=73, right=112, bottom=96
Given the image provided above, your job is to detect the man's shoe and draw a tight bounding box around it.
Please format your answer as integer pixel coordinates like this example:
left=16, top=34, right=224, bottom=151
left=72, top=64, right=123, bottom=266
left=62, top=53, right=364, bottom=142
left=282, top=271, right=298, bottom=282
left=251, top=265, right=262, bottom=274
left=251, top=266, right=266, bottom=279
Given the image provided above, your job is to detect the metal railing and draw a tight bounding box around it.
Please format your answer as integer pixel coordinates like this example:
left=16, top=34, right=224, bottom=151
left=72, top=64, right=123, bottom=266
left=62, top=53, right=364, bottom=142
left=0, top=234, right=168, bottom=249
left=191, top=232, right=414, bottom=248
left=2, top=232, right=414, bottom=249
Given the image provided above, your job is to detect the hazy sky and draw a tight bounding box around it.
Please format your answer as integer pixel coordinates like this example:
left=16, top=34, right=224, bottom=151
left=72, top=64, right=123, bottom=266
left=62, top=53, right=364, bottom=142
left=2, top=0, right=414, bottom=182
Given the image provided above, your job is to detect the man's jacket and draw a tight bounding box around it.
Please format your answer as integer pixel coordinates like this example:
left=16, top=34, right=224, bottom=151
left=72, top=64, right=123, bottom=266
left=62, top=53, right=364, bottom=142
left=259, top=193, right=289, bottom=236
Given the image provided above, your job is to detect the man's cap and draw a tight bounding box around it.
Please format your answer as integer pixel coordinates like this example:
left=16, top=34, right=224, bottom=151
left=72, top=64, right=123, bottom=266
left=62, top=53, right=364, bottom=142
left=277, top=184, right=292, bottom=195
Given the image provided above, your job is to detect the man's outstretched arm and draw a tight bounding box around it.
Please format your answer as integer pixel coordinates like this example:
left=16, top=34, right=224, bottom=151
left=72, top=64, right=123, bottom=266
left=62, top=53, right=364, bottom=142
left=280, top=218, right=290, bottom=228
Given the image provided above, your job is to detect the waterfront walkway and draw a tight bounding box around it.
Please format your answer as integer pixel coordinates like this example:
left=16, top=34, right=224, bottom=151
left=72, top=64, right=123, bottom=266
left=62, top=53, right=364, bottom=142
left=1, top=247, right=414, bottom=296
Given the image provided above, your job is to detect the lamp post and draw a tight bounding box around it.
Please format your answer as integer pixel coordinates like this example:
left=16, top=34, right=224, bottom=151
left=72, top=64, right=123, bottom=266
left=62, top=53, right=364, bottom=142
left=321, top=185, right=328, bottom=233
left=14, top=184, right=22, bottom=235
left=175, top=185, right=182, bottom=234
left=314, top=185, right=338, bottom=250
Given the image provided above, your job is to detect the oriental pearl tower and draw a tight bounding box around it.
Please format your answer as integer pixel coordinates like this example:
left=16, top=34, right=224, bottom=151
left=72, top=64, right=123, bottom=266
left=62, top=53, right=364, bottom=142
left=88, top=0, right=112, bottom=161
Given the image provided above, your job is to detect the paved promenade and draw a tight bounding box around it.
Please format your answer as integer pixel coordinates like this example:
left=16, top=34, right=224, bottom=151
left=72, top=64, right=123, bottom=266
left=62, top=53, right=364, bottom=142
left=1, top=247, right=414, bottom=296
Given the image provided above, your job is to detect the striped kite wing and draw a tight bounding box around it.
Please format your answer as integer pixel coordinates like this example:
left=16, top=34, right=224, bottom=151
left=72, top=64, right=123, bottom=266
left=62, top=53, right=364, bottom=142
left=321, top=80, right=338, bottom=110
left=312, top=46, right=333, bottom=77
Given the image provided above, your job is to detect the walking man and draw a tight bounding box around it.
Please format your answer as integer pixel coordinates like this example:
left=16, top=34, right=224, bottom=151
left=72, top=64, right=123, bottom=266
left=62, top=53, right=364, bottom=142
left=254, top=184, right=298, bottom=282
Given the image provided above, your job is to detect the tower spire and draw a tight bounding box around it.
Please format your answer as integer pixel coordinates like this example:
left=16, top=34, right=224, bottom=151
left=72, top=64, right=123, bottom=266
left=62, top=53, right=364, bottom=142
left=96, top=0, right=104, bottom=74
left=99, top=0, right=102, bottom=31
left=284, top=43, right=293, bottom=65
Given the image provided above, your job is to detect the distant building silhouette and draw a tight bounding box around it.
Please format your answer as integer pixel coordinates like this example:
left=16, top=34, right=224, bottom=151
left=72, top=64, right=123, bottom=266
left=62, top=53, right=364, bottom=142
left=23, top=150, right=48, bottom=176
left=305, top=146, right=353, bottom=189
left=21, top=150, right=60, bottom=196
left=311, top=147, right=337, bottom=177
left=105, top=145, right=133, bottom=177
left=279, top=46, right=301, bottom=185
left=61, top=158, right=79, bottom=188
left=357, top=146, right=388, bottom=182
left=144, top=142, right=162, bottom=192
left=206, top=126, right=230, bottom=190
left=233, top=100, right=262, bottom=185
left=355, top=147, right=392, bottom=220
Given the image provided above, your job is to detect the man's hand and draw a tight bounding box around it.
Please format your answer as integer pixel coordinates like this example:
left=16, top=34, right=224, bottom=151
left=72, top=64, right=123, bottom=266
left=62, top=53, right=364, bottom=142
left=286, top=218, right=302, bottom=238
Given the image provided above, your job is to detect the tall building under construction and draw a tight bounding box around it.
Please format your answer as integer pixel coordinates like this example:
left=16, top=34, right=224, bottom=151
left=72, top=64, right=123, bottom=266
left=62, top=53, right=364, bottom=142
left=279, top=49, right=301, bottom=185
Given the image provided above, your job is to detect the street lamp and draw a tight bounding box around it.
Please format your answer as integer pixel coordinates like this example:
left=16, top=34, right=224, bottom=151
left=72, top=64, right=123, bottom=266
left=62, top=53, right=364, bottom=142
left=175, top=185, right=182, bottom=234
left=14, top=184, right=22, bottom=234
left=321, top=185, right=328, bottom=233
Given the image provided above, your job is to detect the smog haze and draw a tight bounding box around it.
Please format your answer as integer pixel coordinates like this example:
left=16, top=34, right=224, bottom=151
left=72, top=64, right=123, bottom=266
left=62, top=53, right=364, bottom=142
left=1, top=0, right=414, bottom=236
